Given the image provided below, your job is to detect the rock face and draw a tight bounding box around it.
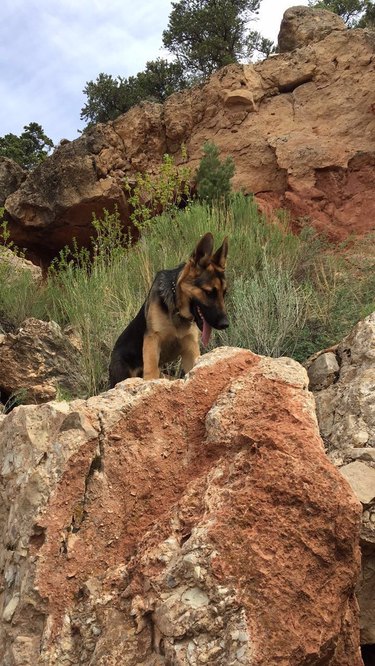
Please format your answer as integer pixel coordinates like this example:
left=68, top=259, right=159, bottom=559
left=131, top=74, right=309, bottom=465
left=312, top=313, right=375, bottom=459
left=0, top=318, right=84, bottom=404
left=4, top=131, right=129, bottom=260
left=278, top=5, right=346, bottom=52
left=0, top=158, right=26, bottom=207
left=4, top=9, right=375, bottom=259
left=0, top=348, right=363, bottom=665
left=308, top=313, right=375, bottom=647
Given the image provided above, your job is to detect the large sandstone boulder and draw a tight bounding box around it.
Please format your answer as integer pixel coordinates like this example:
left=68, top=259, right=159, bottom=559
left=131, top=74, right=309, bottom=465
left=278, top=5, right=346, bottom=53
left=0, top=158, right=26, bottom=207
left=307, top=313, right=375, bottom=648
left=4, top=131, right=129, bottom=260
left=0, top=348, right=363, bottom=664
left=0, top=318, right=84, bottom=404
left=4, top=11, right=375, bottom=259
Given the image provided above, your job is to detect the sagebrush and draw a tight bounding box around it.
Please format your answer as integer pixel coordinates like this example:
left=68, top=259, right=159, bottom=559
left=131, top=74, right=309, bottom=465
left=1, top=196, right=374, bottom=398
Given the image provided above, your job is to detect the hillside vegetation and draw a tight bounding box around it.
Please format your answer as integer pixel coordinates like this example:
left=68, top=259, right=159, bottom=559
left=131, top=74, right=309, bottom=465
left=1, top=194, right=374, bottom=398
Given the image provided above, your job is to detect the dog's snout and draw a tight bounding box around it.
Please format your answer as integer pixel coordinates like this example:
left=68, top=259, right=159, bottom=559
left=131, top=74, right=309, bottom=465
left=216, top=315, right=229, bottom=330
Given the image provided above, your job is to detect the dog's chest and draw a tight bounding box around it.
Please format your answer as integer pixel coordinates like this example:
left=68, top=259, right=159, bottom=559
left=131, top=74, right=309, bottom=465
left=149, top=307, right=199, bottom=359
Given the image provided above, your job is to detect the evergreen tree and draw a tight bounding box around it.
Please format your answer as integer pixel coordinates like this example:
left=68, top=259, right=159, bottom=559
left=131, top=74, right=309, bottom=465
left=195, top=142, right=235, bottom=206
left=81, top=73, right=131, bottom=125
left=308, top=0, right=374, bottom=27
left=0, top=123, right=54, bottom=170
left=162, top=0, right=263, bottom=79
left=81, top=59, right=187, bottom=126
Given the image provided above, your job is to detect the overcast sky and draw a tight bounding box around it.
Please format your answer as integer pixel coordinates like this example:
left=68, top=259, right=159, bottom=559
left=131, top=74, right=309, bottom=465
left=0, top=0, right=309, bottom=145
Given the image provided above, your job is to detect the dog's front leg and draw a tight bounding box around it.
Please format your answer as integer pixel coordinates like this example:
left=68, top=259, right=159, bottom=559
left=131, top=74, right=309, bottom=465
left=143, top=333, right=161, bottom=380
left=181, top=335, right=200, bottom=375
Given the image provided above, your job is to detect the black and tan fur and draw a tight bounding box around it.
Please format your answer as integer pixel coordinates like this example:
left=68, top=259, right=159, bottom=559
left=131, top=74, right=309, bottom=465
left=109, top=232, right=228, bottom=386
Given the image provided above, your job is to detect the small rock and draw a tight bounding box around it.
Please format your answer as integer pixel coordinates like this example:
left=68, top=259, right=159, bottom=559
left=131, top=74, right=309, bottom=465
left=181, top=587, right=209, bottom=609
left=345, top=448, right=375, bottom=463
left=340, top=461, right=375, bottom=505
left=2, top=594, right=19, bottom=622
left=307, top=352, right=339, bottom=391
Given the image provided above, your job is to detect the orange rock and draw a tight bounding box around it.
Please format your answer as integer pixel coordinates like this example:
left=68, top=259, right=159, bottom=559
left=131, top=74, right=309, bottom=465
left=0, top=348, right=363, bottom=664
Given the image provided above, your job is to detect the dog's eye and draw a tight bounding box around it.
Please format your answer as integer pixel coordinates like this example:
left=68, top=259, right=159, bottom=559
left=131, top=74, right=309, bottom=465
left=203, top=287, right=217, bottom=298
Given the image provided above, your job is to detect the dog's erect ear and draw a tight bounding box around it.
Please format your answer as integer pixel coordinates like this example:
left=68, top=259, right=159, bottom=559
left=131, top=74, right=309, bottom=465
left=212, top=236, right=228, bottom=269
left=192, top=232, right=214, bottom=266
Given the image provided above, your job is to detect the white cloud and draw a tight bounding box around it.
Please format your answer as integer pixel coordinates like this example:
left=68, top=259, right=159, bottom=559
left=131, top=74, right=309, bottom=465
left=257, top=0, right=309, bottom=40
left=0, top=0, right=309, bottom=144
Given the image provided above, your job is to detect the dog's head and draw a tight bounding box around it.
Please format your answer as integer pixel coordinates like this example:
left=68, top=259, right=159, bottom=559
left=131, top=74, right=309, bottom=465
left=177, top=232, right=229, bottom=346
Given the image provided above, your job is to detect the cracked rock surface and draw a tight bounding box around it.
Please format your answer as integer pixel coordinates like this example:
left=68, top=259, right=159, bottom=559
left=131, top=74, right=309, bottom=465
left=309, top=312, right=375, bottom=647
left=4, top=8, right=375, bottom=259
left=0, top=318, right=84, bottom=404
left=0, top=347, right=363, bottom=665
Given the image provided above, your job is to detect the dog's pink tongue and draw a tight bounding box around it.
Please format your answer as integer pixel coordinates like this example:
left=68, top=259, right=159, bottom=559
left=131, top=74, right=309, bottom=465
left=201, top=318, right=212, bottom=347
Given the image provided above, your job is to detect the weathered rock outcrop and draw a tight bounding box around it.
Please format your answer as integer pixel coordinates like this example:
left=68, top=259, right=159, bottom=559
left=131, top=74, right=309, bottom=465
left=309, top=313, right=375, bottom=461
left=307, top=313, right=375, bottom=647
left=0, top=318, right=84, bottom=404
left=0, top=348, right=363, bottom=665
left=278, top=5, right=346, bottom=52
left=0, top=158, right=26, bottom=208
left=4, top=8, right=375, bottom=259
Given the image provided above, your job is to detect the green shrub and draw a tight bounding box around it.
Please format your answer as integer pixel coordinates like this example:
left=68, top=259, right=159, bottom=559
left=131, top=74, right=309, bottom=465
left=218, top=268, right=309, bottom=357
left=124, top=150, right=191, bottom=229
left=195, top=142, right=235, bottom=207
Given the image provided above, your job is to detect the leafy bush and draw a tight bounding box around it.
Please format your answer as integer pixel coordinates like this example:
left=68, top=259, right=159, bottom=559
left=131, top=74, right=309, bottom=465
left=81, top=60, right=188, bottom=126
left=0, top=215, right=46, bottom=326
left=125, top=150, right=191, bottom=228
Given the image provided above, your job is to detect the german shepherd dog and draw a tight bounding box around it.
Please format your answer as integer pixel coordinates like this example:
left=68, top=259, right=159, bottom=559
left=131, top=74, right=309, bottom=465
left=108, top=232, right=229, bottom=386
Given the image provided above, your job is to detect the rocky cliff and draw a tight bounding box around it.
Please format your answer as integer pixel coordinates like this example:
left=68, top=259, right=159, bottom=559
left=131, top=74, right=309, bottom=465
left=0, top=348, right=363, bottom=665
left=2, top=6, right=375, bottom=261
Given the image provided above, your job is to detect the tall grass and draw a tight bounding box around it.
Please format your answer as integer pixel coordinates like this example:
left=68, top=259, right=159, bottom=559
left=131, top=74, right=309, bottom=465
left=1, top=195, right=374, bottom=397
left=0, top=262, right=47, bottom=328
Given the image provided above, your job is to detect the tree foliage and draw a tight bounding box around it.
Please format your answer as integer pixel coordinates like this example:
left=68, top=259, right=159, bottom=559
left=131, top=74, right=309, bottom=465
left=125, top=150, right=192, bottom=228
left=357, top=0, right=375, bottom=26
left=81, top=73, right=130, bottom=125
left=135, top=59, right=187, bottom=101
left=247, top=30, right=275, bottom=59
left=0, top=123, right=54, bottom=170
left=195, top=142, right=235, bottom=206
left=81, top=59, right=187, bottom=126
left=308, top=0, right=375, bottom=27
left=162, top=0, right=262, bottom=78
